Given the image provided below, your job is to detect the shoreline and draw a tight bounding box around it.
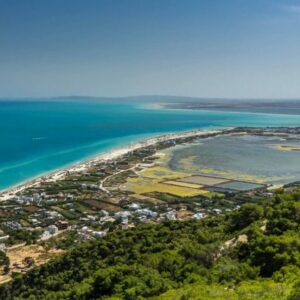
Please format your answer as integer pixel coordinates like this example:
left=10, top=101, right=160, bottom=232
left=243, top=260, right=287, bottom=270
left=152, top=103, right=300, bottom=118
left=0, top=128, right=225, bottom=201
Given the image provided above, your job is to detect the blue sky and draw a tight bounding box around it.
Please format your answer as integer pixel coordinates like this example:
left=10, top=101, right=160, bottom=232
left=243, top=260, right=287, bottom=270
left=0, top=0, right=300, bottom=98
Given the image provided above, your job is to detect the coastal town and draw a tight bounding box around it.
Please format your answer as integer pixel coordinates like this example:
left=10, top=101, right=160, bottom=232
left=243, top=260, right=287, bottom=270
left=0, top=127, right=300, bottom=283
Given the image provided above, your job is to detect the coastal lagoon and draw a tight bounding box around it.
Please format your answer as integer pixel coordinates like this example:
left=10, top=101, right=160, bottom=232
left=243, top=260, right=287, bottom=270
left=167, top=134, right=300, bottom=185
left=1, top=98, right=300, bottom=190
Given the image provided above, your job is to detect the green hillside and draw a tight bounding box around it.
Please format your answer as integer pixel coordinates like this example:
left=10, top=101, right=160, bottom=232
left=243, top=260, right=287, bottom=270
left=0, top=189, right=300, bottom=300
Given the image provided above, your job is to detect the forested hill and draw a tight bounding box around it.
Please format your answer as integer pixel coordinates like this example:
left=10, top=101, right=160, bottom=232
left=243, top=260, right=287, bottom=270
left=1, top=188, right=300, bottom=300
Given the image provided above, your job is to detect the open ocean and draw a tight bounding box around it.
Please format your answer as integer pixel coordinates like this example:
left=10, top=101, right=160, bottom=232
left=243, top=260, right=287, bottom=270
left=1, top=98, right=300, bottom=191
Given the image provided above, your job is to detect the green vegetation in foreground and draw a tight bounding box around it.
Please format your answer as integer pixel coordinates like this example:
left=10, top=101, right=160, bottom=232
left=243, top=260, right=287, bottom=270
left=0, top=189, right=300, bottom=300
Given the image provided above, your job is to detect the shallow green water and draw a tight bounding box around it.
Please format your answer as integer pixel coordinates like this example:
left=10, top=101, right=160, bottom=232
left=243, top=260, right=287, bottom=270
left=168, top=134, right=300, bottom=184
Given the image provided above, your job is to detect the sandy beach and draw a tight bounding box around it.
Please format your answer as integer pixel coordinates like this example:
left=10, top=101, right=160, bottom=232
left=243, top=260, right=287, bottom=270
left=0, top=129, right=225, bottom=201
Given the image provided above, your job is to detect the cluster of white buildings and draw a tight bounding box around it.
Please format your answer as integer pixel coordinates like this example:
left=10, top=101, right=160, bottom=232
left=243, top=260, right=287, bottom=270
left=77, top=226, right=106, bottom=241
left=80, top=184, right=98, bottom=190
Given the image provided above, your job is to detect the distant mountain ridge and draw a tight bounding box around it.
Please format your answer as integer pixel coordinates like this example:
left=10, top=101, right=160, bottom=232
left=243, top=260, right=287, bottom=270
left=2, top=96, right=300, bottom=115
left=1, top=95, right=300, bottom=102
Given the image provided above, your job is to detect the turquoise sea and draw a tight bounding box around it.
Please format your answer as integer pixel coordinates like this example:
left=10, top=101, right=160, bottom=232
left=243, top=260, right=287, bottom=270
left=1, top=98, right=300, bottom=191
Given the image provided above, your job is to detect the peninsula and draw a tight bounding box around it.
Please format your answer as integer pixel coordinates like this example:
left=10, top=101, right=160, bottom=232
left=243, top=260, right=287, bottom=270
left=0, top=127, right=299, bottom=299
left=0, top=126, right=300, bottom=287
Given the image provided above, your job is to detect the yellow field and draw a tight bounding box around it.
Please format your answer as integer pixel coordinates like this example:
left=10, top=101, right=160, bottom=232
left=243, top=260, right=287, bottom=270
left=163, top=180, right=203, bottom=189
left=123, top=166, right=210, bottom=197
left=199, top=167, right=294, bottom=184
left=141, top=166, right=188, bottom=179
left=272, top=145, right=300, bottom=151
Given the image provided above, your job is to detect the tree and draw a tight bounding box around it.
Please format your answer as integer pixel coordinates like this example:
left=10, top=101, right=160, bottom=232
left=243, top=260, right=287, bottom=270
left=229, top=204, right=264, bottom=231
